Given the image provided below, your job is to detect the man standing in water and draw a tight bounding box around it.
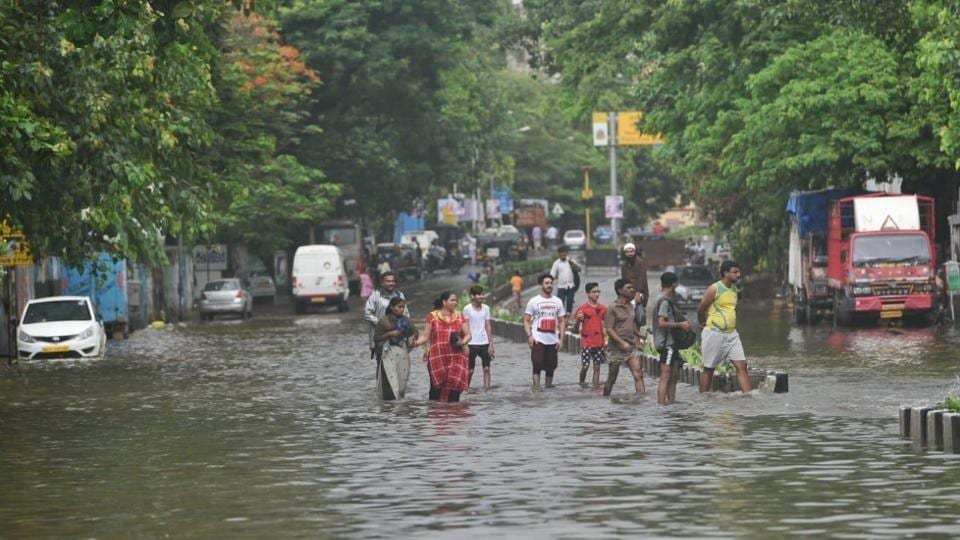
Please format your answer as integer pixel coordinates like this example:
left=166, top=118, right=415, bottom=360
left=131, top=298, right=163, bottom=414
left=603, top=278, right=645, bottom=396
left=523, top=274, right=566, bottom=390
left=550, top=245, right=581, bottom=315
left=364, top=272, right=407, bottom=360
left=697, top=260, right=752, bottom=394
left=620, top=242, right=649, bottom=328
left=463, top=285, right=495, bottom=391
left=572, top=282, right=607, bottom=386
left=653, top=271, right=691, bottom=405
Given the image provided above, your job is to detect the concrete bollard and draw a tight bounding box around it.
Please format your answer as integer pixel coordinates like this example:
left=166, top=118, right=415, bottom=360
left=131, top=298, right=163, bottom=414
left=911, top=407, right=931, bottom=449
left=774, top=372, right=789, bottom=393
left=927, top=410, right=945, bottom=451
left=943, top=413, right=960, bottom=454
left=899, top=407, right=912, bottom=439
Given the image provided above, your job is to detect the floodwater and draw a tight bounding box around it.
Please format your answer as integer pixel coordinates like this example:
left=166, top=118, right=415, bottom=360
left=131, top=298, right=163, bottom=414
left=3, top=273, right=960, bottom=538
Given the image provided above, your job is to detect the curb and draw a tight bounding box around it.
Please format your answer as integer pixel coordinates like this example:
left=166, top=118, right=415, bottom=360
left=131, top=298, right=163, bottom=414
left=900, top=406, right=960, bottom=454
left=490, top=319, right=788, bottom=394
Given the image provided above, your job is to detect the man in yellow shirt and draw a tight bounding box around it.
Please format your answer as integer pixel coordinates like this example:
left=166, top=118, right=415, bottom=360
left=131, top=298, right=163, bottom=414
left=696, top=260, right=752, bottom=394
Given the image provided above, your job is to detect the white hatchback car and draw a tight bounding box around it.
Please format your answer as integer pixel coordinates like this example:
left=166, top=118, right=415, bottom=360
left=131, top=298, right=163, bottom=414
left=563, top=229, right=587, bottom=250
left=17, top=296, right=106, bottom=361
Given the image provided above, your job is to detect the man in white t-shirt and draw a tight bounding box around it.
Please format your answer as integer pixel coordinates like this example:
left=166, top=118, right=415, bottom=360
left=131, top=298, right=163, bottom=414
left=523, top=273, right=567, bottom=390
left=550, top=245, right=581, bottom=314
left=463, top=285, right=495, bottom=391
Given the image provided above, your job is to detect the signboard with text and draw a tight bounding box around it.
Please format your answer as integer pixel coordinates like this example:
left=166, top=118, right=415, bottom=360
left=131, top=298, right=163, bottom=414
left=0, top=218, right=31, bottom=266
left=592, top=111, right=664, bottom=146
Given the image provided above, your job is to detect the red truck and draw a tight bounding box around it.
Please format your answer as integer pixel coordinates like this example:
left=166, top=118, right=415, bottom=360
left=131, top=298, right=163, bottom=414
left=788, top=190, right=937, bottom=325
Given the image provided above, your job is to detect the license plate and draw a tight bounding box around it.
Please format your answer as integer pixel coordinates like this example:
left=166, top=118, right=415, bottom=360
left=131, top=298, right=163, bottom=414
left=42, top=344, right=70, bottom=353
left=880, top=310, right=903, bottom=319
left=310, top=297, right=326, bottom=304
left=883, top=304, right=905, bottom=311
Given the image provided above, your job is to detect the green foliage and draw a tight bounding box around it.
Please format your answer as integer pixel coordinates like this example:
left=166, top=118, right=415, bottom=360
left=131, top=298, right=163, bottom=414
left=493, top=257, right=552, bottom=289
left=936, top=395, right=960, bottom=414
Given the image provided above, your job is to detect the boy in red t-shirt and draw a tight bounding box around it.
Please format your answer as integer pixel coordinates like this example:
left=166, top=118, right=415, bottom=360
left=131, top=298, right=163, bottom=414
left=572, top=282, right=607, bottom=386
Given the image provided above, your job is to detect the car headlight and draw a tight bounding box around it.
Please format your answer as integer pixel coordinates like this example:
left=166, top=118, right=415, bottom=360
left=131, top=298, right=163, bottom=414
left=18, top=330, right=35, bottom=343
left=676, top=285, right=689, bottom=299
left=78, top=325, right=95, bottom=340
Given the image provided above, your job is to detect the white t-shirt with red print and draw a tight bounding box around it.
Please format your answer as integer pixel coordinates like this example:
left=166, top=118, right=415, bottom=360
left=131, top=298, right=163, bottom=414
left=524, top=294, right=566, bottom=345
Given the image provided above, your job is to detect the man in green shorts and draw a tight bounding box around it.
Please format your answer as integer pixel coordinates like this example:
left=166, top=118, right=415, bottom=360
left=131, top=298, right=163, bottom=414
left=696, top=260, right=752, bottom=394
left=603, top=278, right=645, bottom=396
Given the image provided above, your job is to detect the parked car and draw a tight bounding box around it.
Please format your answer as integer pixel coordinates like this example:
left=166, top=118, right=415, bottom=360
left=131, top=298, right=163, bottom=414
left=17, top=296, right=106, bottom=361
left=563, top=229, right=587, bottom=250
left=292, top=244, right=350, bottom=314
left=674, top=264, right=716, bottom=307
left=200, top=278, right=253, bottom=320
left=245, top=270, right=276, bottom=303
left=593, top=225, right=614, bottom=244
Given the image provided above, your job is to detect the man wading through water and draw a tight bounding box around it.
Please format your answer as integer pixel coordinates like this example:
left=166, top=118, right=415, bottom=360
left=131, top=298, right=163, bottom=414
left=697, top=260, right=752, bottom=394
left=603, top=278, right=646, bottom=396
left=523, top=274, right=566, bottom=390
left=364, top=272, right=407, bottom=362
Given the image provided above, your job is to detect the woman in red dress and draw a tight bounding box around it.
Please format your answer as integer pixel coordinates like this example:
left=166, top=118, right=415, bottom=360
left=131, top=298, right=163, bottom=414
left=415, top=291, right=471, bottom=402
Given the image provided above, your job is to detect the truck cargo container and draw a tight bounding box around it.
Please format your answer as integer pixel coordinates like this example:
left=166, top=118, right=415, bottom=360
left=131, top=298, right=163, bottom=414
left=64, top=253, right=129, bottom=338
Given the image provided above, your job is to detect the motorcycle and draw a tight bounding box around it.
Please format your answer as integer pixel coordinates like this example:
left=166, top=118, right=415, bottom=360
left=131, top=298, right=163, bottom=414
left=424, top=245, right=447, bottom=274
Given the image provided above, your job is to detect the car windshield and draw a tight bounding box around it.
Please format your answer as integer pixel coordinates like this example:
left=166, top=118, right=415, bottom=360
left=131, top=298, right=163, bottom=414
left=320, top=227, right=357, bottom=246
left=679, top=266, right=714, bottom=283
left=205, top=280, right=239, bottom=291
left=566, top=231, right=584, bottom=238
left=852, top=234, right=930, bottom=266
left=23, top=300, right=91, bottom=324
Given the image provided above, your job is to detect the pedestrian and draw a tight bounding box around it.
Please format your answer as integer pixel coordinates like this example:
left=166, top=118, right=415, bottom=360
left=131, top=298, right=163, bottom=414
left=414, top=291, right=471, bottom=402
left=603, top=278, right=645, bottom=396
left=652, top=272, right=691, bottom=405
left=545, top=225, right=558, bottom=248
left=485, top=261, right=496, bottom=289
left=373, top=297, right=419, bottom=400
left=360, top=271, right=374, bottom=300
left=364, top=272, right=407, bottom=361
left=620, top=242, right=650, bottom=328
left=532, top=225, right=543, bottom=250
left=463, top=285, right=495, bottom=391
left=523, top=273, right=567, bottom=390
left=572, top=282, right=607, bottom=386
left=510, top=270, right=524, bottom=310
left=550, top=245, right=581, bottom=315
left=697, top=260, right=752, bottom=394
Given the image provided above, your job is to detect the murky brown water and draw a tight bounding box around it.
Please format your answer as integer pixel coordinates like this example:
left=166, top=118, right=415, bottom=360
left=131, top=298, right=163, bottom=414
left=3, top=273, right=960, bottom=538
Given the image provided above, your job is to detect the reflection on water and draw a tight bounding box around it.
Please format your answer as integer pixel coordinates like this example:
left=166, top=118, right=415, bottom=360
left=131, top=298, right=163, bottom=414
left=2, top=304, right=960, bottom=538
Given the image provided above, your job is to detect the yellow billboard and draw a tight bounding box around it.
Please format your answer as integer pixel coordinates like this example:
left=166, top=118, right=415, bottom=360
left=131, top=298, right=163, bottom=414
left=593, top=111, right=664, bottom=146
left=0, top=218, right=31, bottom=267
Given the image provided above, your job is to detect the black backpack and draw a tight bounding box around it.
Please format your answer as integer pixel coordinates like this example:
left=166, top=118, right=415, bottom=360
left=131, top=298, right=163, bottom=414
left=655, top=296, right=697, bottom=351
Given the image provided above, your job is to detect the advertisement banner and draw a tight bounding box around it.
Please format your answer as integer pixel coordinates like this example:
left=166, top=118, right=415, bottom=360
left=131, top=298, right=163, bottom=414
left=437, top=198, right=463, bottom=224
left=605, top=195, right=624, bottom=219
left=592, top=112, right=609, bottom=147
left=486, top=199, right=501, bottom=219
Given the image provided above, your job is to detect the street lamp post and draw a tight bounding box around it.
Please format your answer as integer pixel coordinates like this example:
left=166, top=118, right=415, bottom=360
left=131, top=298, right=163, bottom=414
left=608, top=112, right=619, bottom=244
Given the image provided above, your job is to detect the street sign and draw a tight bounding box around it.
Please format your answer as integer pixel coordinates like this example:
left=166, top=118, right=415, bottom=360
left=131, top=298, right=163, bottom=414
left=617, top=111, right=665, bottom=146
left=0, top=219, right=31, bottom=266
left=592, top=112, right=609, bottom=147
left=552, top=203, right=564, bottom=217
left=604, top=195, right=624, bottom=219
left=496, top=189, right=513, bottom=213
left=593, top=111, right=664, bottom=146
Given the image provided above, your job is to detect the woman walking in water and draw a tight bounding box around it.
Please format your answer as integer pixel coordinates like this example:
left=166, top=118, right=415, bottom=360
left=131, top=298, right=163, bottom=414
left=415, top=291, right=471, bottom=402
left=373, top=297, right=418, bottom=400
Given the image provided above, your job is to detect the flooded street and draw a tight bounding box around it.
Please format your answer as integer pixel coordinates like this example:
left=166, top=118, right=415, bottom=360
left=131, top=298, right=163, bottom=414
left=3, top=273, right=960, bottom=538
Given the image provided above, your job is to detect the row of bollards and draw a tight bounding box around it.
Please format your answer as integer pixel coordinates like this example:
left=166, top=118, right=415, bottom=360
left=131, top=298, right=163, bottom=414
left=900, top=406, right=960, bottom=453
left=490, top=319, right=788, bottom=393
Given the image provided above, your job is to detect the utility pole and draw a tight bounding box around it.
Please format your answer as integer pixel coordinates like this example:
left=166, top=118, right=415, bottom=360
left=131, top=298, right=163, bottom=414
left=608, top=111, right=619, bottom=244
left=582, top=167, right=594, bottom=249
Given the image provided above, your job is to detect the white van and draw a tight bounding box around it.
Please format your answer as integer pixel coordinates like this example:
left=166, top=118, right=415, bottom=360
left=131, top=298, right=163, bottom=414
left=292, top=245, right=349, bottom=313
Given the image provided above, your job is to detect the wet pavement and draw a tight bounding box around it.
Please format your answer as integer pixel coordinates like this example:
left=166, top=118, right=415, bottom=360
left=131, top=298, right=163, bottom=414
left=2, top=268, right=960, bottom=538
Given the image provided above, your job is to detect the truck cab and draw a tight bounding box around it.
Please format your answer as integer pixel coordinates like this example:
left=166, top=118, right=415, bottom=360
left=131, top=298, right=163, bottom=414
left=828, top=193, right=937, bottom=323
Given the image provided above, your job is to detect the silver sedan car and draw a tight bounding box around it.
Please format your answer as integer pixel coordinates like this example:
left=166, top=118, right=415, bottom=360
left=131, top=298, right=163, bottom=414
left=200, top=278, right=253, bottom=320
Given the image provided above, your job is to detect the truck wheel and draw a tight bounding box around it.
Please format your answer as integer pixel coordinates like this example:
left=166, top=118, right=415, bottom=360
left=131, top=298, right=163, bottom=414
left=833, top=291, right=851, bottom=327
